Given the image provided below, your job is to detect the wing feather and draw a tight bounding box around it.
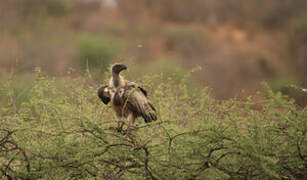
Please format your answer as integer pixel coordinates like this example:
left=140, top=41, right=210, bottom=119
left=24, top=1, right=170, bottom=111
left=123, top=87, right=157, bottom=123
left=97, top=85, right=111, bottom=105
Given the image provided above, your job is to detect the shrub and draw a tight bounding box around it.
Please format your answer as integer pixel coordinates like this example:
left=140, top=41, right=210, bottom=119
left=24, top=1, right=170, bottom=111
left=0, top=69, right=306, bottom=179
left=0, top=73, right=35, bottom=111
left=76, top=34, right=122, bottom=76
left=269, top=77, right=304, bottom=105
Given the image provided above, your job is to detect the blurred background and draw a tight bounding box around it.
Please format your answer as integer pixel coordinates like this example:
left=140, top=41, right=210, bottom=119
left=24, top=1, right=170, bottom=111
left=0, top=0, right=306, bottom=100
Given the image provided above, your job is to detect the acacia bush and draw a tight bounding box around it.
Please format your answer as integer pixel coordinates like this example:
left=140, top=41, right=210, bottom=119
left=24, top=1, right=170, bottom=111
left=0, top=69, right=306, bottom=179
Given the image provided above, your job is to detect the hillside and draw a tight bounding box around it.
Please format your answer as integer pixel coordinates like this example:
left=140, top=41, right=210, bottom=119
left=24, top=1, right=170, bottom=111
left=0, top=0, right=306, bottom=99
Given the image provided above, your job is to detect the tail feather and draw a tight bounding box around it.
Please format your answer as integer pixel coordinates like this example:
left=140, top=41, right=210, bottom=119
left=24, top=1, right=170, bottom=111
left=142, top=103, right=157, bottom=123
left=142, top=112, right=157, bottom=123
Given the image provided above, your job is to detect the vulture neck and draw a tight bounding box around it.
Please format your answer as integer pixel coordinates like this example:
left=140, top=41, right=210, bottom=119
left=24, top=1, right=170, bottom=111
left=111, top=72, right=125, bottom=88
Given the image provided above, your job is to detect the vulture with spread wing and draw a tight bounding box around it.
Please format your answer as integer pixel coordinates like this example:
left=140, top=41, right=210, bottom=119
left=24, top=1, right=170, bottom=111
left=98, top=64, right=157, bottom=124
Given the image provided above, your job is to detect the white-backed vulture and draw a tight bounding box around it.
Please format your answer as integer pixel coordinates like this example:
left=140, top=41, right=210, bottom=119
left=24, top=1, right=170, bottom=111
left=98, top=64, right=157, bottom=124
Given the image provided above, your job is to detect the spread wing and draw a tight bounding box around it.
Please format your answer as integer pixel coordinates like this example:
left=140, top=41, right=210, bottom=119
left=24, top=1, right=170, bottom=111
left=97, top=85, right=111, bottom=105
left=123, top=85, right=157, bottom=123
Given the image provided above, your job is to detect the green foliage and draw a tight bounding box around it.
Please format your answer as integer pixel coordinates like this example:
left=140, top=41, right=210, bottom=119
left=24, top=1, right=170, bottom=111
left=0, top=70, right=306, bottom=179
left=269, top=77, right=303, bottom=104
left=270, top=77, right=298, bottom=92
left=0, top=73, right=35, bottom=112
left=76, top=34, right=122, bottom=75
left=151, top=60, right=187, bottom=84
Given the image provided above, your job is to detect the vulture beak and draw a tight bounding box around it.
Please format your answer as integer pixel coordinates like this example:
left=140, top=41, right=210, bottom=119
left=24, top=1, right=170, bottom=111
left=120, top=64, right=127, bottom=71
left=112, top=64, right=127, bottom=74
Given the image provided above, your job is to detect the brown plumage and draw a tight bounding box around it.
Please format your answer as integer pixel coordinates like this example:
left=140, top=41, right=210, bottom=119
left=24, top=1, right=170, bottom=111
left=98, top=64, right=157, bottom=124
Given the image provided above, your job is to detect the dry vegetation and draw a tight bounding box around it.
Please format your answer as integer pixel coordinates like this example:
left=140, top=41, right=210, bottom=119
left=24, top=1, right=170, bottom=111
left=0, top=1, right=306, bottom=179
left=0, top=69, right=306, bottom=179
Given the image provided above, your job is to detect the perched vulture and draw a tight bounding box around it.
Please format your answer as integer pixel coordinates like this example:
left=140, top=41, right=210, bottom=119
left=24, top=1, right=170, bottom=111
left=98, top=64, right=157, bottom=124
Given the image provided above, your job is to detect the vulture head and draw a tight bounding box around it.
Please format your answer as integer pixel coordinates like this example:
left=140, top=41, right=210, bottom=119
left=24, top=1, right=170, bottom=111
left=111, top=64, right=127, bottom=75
